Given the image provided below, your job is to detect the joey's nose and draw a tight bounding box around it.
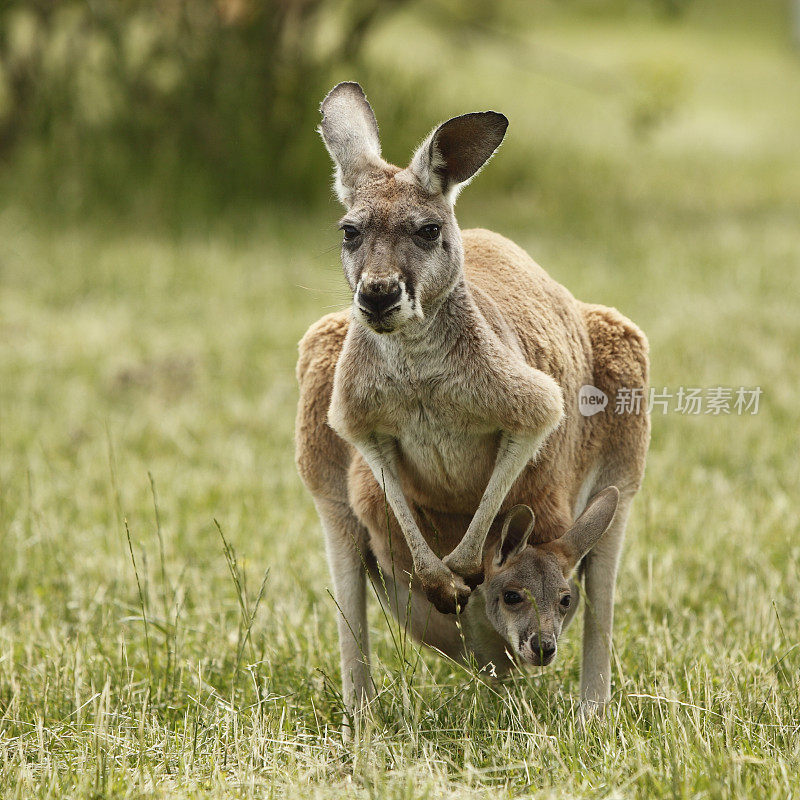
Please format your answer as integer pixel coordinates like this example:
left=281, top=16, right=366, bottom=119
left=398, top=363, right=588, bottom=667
left=357, top=279, right=401, bottom=314
left=529, top=635, right=556, bottom=662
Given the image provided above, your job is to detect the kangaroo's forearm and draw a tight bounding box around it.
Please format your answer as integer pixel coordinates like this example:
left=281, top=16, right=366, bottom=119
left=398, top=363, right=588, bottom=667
left=444, top=431, right=546, bottom=574
left=356, top=433, right=471, bottom=613
left=357, top=435, right=443, bottom=570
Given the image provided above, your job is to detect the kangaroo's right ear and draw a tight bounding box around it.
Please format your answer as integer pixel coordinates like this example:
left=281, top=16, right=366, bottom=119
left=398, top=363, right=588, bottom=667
left=549, top=487, right=620, bottom=573
left=409, top=111, right=508, bottom=203
left=318, top=82, right=383, bottom=206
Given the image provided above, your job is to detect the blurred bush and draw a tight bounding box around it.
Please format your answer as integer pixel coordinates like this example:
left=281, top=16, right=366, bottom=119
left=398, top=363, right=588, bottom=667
left=0, top=0, right=386, bottom=206
left=0, top=0, right=511, bottom=210
left=628, top=59, right=687, bottom=139
left=0, top=0, right=786, bottom=214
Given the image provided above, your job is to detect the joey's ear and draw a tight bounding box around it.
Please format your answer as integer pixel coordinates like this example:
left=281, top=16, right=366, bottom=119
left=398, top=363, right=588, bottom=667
left=318, top=82, right=383, bottom=205
left=554, top=487, right=620, bottom=572
left=409, top=111, right=508, bottom=203
left=494, top=504, right=535, bottom=568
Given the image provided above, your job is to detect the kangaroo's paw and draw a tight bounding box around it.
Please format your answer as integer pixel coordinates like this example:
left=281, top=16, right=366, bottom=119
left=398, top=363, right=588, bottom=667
left=442, top=550, right=485, bottom=589
left=418, top=562, right=471, bottom=614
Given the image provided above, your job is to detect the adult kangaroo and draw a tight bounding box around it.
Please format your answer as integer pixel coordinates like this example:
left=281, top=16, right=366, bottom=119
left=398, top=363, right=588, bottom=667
left=296, top=82, right=649, bottom=727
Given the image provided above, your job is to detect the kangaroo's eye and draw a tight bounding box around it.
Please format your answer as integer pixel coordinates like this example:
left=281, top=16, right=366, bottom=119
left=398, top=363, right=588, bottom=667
left=503, top=590, right=523, bottom=606
left=416, top=223, right=440, bottom=241
left=560, top=594, right=572, bottom=608
left=341, top=225, right=360, bottom=242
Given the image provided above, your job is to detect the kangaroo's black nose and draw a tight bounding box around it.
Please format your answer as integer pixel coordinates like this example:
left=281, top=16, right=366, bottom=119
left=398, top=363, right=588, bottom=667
left=530, top=636, right=556, bottom=661
left=357, top=280, right=401, bottom=314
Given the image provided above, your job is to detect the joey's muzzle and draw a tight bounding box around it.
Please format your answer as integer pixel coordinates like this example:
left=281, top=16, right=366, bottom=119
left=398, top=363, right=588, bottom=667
left=526, top=634, right=557, bottom=666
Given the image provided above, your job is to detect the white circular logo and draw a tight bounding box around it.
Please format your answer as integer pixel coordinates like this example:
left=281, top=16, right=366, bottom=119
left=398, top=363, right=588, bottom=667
left=578, top=385, right=608, bottom=417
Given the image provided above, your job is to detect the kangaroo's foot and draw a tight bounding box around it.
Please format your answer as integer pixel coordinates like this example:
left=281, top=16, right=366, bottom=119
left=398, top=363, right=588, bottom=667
left=576, top=699, right=608, bottom=733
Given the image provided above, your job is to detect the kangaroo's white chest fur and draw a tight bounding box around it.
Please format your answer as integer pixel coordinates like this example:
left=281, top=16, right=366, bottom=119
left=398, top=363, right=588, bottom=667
left=394, top=397, right=498, bottom=504
left=366, top=333, right=502, bottom=505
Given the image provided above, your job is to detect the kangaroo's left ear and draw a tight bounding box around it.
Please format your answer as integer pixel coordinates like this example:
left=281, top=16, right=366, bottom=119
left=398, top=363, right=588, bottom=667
left=549, top=487, right=620, bottom=573
left=408, top=111, right=508, bottom=203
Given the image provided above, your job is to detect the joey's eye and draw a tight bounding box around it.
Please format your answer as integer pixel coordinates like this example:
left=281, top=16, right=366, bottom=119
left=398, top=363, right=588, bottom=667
left=560, top=594, right=572, bottom=608
left=341, top=225, right=360, bottom=242
left=503, top=590, right=523, bottom=606
left=416, top=223, right=441, bottom=241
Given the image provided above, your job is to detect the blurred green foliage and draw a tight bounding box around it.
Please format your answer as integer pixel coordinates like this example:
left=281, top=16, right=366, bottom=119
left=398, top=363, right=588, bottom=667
left=0, top=0, right=508, bottom=208
left=0, top=0, right=792, bottom=214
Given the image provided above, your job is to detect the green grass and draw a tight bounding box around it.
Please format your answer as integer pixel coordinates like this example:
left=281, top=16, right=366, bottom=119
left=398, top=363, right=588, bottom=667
left=2, top=9, right=800, bottom=799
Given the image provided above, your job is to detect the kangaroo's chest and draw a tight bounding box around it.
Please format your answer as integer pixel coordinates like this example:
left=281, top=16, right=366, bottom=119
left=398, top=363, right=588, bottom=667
left=376, top=379, right=500, bottom=509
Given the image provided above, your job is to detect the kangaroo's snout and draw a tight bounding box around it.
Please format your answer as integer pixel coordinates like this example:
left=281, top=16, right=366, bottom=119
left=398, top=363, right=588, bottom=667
left=357, top=278, right=402, bottom=315
left=527, top=634, right=557, bottom=665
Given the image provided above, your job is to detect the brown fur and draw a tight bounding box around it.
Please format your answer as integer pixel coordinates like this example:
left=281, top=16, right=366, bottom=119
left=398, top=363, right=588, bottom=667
left=302, top=83, right=650, bottom=721
left=297, top=229, right=649, bottom=586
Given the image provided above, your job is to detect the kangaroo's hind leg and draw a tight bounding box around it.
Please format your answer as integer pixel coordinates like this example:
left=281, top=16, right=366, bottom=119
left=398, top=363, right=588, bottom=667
left=313, top=496, right=375, bottom=725
left=578, top=487, right=634, bottom=723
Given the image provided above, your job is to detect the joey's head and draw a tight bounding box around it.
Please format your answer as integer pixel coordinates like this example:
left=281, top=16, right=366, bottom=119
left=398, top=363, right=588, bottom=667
left=318, top=82, right=507, bottom=334
left=482, top=488, right=620, bottom=667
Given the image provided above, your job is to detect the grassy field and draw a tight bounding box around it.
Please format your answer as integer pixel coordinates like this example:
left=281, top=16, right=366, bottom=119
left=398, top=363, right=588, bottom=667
left=2, top=9, right=800, bottom=799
